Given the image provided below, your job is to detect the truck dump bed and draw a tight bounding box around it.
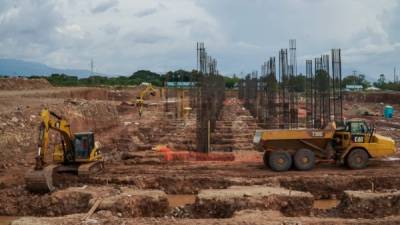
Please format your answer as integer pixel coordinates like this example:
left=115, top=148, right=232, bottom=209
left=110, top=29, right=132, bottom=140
left=253, top=122, right=337, bottom=155
left=254, top=122, right=336, bottom=142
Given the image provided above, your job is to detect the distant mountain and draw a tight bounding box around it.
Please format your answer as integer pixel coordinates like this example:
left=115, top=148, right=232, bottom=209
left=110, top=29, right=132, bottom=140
left=0, top=58, right=101, bottom=77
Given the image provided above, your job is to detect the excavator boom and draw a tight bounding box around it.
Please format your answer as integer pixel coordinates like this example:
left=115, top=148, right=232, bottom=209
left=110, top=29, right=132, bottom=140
left=35, top=109, right=74, bottom=169
left=136, top=83, right=157, bottom=117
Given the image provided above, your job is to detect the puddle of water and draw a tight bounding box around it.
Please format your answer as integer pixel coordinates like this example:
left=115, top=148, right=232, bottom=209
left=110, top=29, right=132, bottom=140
left=167, top=195, right=196, bottom=208
left=0, top=216, right=19, bottom=225
left=313, top=199, right=340, bottom=209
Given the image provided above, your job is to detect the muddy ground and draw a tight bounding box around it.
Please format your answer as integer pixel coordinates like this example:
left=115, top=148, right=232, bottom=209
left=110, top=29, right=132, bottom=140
left=1, top=80, right=400, bottom=224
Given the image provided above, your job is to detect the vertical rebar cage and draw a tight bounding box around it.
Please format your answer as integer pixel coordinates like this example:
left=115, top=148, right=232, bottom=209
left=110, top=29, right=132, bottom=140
left=194, top=42, right=225, bottom=153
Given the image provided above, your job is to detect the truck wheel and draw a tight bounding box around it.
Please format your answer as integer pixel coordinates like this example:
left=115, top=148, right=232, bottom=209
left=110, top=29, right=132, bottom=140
left=346, top=148, right=369, bottom=170
left=269, top=151, right=292, bottom=172
left=294, top=149, right=315, bottom=171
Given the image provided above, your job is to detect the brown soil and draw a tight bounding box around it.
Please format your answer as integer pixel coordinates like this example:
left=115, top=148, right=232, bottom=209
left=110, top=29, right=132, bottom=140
left=313, top=199, right=340, bottom=209
left=167, top=194, right=196, bottom=208
left=1, top=86, right=400, bottom=224
left=337, top=190, right=400, bottom=218
left=0, top=78, right=52, bottom=90
left=192, top=186, right=313, bottom=218
left=9, top=210, right=400, bottom=225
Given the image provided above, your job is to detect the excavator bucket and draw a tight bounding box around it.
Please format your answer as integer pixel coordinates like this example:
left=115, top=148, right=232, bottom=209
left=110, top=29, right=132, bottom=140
left=24, top=164, right=58, bottom=193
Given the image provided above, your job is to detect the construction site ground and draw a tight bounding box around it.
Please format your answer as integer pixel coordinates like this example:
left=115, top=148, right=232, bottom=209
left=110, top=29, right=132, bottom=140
left=1, top=80, right=400, bottom=224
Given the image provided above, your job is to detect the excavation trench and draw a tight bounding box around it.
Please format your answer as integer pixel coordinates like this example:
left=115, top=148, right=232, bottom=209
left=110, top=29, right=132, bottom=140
left=1, top=182, right=400, bottom=220
left=81, top=172, right=400, bottom=197
left=278, top=175, right=400, bottom=199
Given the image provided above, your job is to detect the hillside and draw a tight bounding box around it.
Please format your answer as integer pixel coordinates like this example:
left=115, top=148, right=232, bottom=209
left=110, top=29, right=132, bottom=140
left=0, top=58, right=97, bottom=77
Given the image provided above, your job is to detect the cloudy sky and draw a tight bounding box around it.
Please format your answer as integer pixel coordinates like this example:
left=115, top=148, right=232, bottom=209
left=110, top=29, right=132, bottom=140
left=0, top=0, right=399, bottom=80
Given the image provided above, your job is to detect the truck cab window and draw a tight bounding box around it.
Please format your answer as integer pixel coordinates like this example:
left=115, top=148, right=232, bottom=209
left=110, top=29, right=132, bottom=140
left=350, top=122, right=366, bottom=134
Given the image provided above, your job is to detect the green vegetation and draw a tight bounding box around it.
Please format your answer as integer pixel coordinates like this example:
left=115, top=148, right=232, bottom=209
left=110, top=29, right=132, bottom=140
left=22, top=70, right=400, bottom=92
left=373, top=74, right=400, bottom=91
left=341, top=73, right=400, bottom=91
left=26, top=70, right=239, bottom=88
left=341, top=74, right=371, bottom=89
left=290, top=73, right=306, bottom=92
left=224, top=74, right=240, bottom=88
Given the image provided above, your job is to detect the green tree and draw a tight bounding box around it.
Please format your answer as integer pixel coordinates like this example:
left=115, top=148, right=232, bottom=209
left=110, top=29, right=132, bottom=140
left=377, top=74, right=386, bottom=87
left=342, top=74, right=370, bottom=89
left=289, top=74, right=306, bottom=92
left=315, top=70, right=330, bottom=92
left=46, top=74, right=78, bottom=86
left=224, top=76, right=239, bottom=88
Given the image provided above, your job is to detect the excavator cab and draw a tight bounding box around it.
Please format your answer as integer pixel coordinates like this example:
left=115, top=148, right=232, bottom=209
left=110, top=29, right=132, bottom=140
left=74, top=132, right=95, bottom=161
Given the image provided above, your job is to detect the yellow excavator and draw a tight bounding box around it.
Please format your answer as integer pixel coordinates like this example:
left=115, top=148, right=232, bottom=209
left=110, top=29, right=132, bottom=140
left=136, top=82, right=156, bottom=117
left=25, top=108, right=104, bottom=193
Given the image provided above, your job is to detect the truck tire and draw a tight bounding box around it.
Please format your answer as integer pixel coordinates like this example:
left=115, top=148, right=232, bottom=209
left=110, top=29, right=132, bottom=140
left=294, top=149, right=315, bottom=171
left=346, top=148, right=369, bottom=170
left=269, top=151, right=292, bottom=172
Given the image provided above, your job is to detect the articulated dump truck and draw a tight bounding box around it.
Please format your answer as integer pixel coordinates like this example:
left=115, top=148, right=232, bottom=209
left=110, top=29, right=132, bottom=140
left=253, top=119, right=396, bottom=171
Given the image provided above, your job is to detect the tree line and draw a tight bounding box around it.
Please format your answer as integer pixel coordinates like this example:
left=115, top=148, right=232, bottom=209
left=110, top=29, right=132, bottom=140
left=3, top=70, right=399, bottom=91
left=25, top=70, right=240, bottom=89
left=342, top=73, right=400, bottom=91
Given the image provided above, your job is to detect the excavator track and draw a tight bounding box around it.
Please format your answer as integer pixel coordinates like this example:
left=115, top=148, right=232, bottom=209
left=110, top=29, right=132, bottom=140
left=78, top=161, right=104, bottom=177
left=25, top=164, right=59, bottom=193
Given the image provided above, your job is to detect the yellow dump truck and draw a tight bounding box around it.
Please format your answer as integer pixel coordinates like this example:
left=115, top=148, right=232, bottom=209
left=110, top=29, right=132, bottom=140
left=253, top=119, right=396, bottom=171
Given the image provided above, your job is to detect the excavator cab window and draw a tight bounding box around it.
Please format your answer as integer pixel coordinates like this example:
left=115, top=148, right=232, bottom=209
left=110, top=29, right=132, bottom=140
left=74, top=133, right=95, bottom=160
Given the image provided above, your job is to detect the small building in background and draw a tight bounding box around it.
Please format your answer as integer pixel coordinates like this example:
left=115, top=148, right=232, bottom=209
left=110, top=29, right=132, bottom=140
left=365, top=86, right=381, bottom=92
left=345, top=85, right=363, bottom=92
left=166, top=82, right=196, bottom=88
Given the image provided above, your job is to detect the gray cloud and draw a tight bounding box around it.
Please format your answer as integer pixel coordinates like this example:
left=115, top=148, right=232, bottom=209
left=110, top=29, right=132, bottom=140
left=0, top=0, right=399, bottom=80
left=134, top=7, right=158, bottom=18
left=91, top=0, right=119, bottom=14
left=382, top=2, right=400, bottom=42
left=0, top=0, right=65, bottom=59
left=134, top=3, right=166, bottom=18
left=125, top=30, right=170, bottom=44
left=102, top=24, right=120, bottom=35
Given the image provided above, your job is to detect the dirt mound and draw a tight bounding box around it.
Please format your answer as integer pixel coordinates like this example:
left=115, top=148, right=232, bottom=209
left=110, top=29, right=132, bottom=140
left=0, top=186, right=168, bottom=218
left=338, top=190, right=400, bottom=218
left=0, top=186, right=116, bottom=216
left=0, top=78, right=52, bottom=90
left=62, top=99, right=119, bottom=133
left=97, top=188, right=169, bottom=217
left=192, top=186, right=313, bottom=218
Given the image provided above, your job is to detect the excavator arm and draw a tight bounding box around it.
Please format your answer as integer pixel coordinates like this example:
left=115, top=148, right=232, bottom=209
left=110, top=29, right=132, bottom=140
left=35, top=109, right=74, bottom=170
left=136, top=83, right=156, bottom=103
left=138, top=84, right=156, bottom=100
left=135, top=83, right=157, bottom=117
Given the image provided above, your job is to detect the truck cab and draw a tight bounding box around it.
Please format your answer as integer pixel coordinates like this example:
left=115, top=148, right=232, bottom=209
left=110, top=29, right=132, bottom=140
left=334, top=119, right=396, bottom=168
